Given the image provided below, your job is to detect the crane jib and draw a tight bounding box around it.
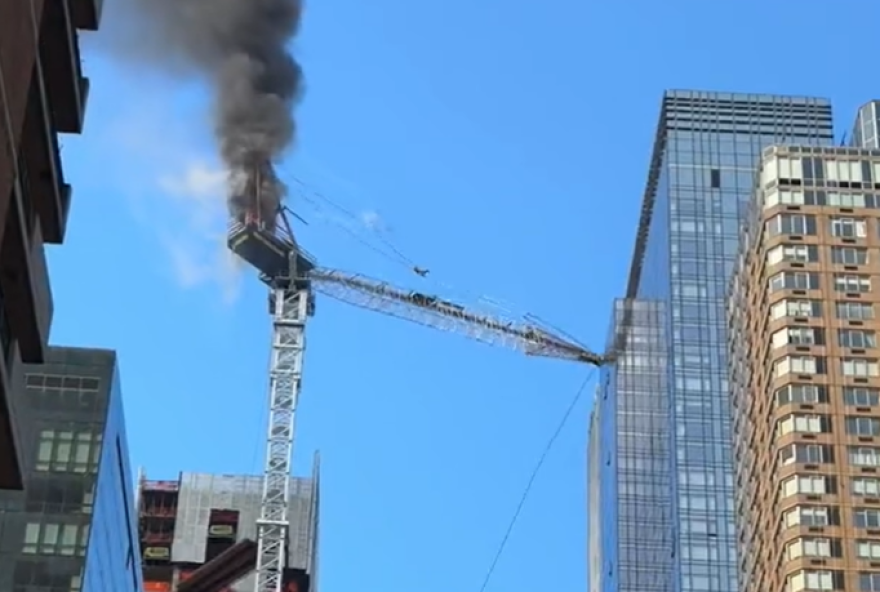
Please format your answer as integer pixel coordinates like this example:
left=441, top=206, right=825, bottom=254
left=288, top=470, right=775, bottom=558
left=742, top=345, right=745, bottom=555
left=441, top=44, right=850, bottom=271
left=311, top=270, right=605, bottom=365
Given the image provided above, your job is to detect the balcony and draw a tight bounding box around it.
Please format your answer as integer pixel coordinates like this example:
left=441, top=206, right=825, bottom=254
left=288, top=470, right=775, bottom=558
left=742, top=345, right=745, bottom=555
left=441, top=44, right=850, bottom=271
left=69, top=0, right=103, bottom=31
left=29, top=226, right=54, bottom=355
left=40, top=0, right=89, bottom=135
left=0, top=184, right=52, bottom=363
left=21, top=56, right=69, bottom=245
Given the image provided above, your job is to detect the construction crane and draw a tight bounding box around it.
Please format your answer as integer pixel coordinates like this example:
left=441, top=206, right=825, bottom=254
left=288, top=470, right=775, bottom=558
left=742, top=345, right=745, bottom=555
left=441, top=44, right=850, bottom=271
left=227, top=161, right=609, bottom=592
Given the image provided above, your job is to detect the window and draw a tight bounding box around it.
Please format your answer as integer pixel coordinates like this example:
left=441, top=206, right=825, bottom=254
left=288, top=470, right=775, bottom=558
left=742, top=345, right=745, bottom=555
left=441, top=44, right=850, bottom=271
left=840, top=329, right=878, bottom=349
left=850, top=447, right=880, bottom=467
left=773, top=327, right=823, bottom=348
left=856, top=508, right=880, bottom=528
left=771, top=299, right=823, bottom=319
left=828, top=192, right=880, bottom=208
left=837, top=301, right=875, bottom=320
left=834, top=274, right=872, bottom=293
left=776, top=384, right=827, bottom=405
left=857, top=540, right=880, bottom=559
left=35, top=431, right=53, bottom=471
left=679, top=494, right=716, bottom=511
left=21, top=521, right=87, bottom=556
left=853, top=477, right=880, bottom=496
left=767, top=213, right=817, bottom=236
left=862, top=573, right=880, bottom=592
left=788, top=570, right=837, bottom=592
left=770, top=272, right=820, bottom=292
left=682, top=519, right=714, bottom=534
left=847, top=417, right=880, bottom=436
left=765, top=189, right=809, bottom=207
left=675, top=281, right=708, bottom=298
left=782, top=476, right=830, bottom=497
left=34, top=429, right=102, bottom=474
left=824, top=159, right=862, bottom=182
left=787, top=538, right=832, bottom=560
left=842, top=358, right=880, bottom=377
left=767, top=244, right=819, bottom=265
left=777, top=156, right=805, bottom=180
left=22, top=523, right=38, bottom=554
left=672, top=219, right=705, bottom=234
left=710, top=168, right=720, bottom=188
left=844, top=387, right=880, bottom=406
left=784, top=506, right=830, bottom=527
left=779, top=414, right=831, bottom=435
left=831, top=246, right=869, bottom=265
left=781, top=443, right=832, bottom=465
left=826, top=159, right=866, bottom=182
left=775, top=356, right=822, bottom=377
left=830, top=216, right=868, bottom=238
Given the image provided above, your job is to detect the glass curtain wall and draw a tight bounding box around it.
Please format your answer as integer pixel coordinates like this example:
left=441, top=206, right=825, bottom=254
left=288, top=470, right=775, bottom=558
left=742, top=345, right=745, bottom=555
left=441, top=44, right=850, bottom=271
left=634, top=90, right=834, bottom=592
left=0, top=348, right=141, bottom=592
left=594, top=299, right=669, bottom=592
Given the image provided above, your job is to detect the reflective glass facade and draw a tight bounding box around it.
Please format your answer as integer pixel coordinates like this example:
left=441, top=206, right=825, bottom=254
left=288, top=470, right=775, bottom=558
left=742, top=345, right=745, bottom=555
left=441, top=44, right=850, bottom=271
left=590, top=299, right=669, bottom=592
left=0, top=347, right=141, bottom=592
left=589, top=90, right=835, bottom=592
left=588, top=408, right=601, bottom=592
left=851, top=101, right=880, bottom=149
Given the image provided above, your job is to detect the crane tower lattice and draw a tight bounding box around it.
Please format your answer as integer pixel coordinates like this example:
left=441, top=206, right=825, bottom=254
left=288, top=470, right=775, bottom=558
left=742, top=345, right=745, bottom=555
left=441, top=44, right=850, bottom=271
left=226, top=162, right=608, bottom=592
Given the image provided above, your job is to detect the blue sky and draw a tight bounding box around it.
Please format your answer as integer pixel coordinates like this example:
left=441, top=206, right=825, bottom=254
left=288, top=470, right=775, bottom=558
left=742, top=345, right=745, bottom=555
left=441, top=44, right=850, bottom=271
left=48, top=0, right=880, bottom=591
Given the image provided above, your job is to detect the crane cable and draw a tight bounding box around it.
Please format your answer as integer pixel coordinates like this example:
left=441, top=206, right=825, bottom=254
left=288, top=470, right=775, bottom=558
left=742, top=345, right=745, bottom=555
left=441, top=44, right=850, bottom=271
left=289, top=176, right=421, bottom=269
left=288, top=175, right=574, bottom=341
left=292, top=181, right=520, bottom=318
left=278, top=176, right=605, bottom=586
left=477, top=366, right=598, bottom=592
left=289, top=177, right=512, bottom=315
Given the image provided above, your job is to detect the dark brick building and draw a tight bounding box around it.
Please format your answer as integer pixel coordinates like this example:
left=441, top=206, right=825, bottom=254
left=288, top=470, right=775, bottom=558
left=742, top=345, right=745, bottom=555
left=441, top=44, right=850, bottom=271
left=0, top=0, right=102, bottom=489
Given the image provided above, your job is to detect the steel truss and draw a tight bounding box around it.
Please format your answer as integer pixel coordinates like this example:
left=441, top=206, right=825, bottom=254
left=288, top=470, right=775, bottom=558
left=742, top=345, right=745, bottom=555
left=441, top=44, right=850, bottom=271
left=254, top=284, right=310, bottom=592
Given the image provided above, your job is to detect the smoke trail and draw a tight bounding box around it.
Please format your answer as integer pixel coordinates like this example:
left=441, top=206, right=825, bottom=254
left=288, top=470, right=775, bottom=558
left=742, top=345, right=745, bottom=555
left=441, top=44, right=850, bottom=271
left=110, top=0, right=304, bottom=217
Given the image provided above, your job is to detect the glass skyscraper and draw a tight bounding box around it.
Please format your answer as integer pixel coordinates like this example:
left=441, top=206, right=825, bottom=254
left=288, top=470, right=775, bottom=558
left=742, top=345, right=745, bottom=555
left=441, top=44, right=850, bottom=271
left=851, top=100, right=880, bottom=149
left=0, top=346, right=142, bottom=592
left=588, top=90, right=834, bottom=592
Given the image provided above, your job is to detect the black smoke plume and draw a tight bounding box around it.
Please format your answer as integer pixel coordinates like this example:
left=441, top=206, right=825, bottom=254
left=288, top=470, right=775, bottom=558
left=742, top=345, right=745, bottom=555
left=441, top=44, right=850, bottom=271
left=110, top=0, right=304, bottom=219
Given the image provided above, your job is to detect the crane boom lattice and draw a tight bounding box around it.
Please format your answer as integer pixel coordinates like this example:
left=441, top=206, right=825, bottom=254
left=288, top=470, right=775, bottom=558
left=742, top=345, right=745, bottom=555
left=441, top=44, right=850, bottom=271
left=311, top=269, right=604, bottom=366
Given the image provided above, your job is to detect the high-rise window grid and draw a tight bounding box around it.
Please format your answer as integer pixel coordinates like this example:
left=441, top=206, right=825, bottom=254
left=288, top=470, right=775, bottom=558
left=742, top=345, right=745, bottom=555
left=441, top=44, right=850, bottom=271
left=731, top=148, right=880, bottom=592
left=656, top=92, right=834, bottom=592
left=8, top=348, right=142, bottom=592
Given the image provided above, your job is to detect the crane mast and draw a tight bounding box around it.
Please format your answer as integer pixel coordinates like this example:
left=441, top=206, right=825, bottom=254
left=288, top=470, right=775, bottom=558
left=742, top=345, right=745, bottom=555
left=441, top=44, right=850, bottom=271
left=227, top=161, right=607, bottom=592
left=255, top=280, right=310, bottom=592
left=228, top=161, right=317, bottom=592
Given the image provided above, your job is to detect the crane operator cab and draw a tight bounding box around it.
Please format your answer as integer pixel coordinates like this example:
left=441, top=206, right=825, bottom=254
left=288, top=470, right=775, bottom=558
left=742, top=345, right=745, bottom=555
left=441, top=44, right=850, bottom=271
left=227, top=160, right=313, bottom=283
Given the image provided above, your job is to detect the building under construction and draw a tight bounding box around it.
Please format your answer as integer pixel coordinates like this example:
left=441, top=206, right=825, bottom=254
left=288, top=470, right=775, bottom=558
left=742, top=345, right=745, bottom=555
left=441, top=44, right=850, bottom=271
left=137, top=458, right=320, bottom=592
